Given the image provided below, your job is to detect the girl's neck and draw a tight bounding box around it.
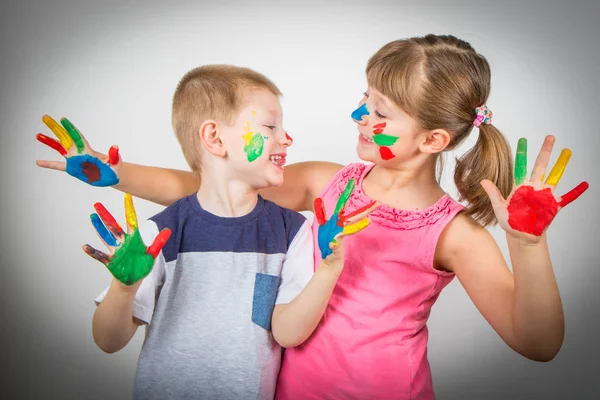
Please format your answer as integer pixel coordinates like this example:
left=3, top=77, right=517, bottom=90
left=363, top=156, right=446, bottom=210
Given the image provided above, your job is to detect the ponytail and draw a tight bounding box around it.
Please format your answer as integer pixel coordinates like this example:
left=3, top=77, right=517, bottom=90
left=454, top=124, right=513, bottom=226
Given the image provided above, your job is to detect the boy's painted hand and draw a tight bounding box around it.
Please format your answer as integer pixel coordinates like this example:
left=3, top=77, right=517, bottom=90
left=314, top=178, right=380, bottom=259
left=481, top=135, right=589, bottom=242
left=36, top=115, right=120, bottom=186
left=83, top=193, right=171, bottom=286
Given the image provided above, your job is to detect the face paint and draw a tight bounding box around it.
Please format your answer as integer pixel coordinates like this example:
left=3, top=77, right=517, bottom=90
left=545, top=149, right=572, bottom=186
left=373, top=122, right=386, bottom=134
left=315, top=179, right=373, bottom=258
left=370, top=122, right=398, bottom=160
left=507, top=186, right=558, bottom=236
left=351, top=103, right=370, bottom=122
left=285, top=132, right=293, bottom=143
left=379, top=147, right=395, bottom=160
left=242, top=121, right=264, bottom=162
left=514, top=138, right=528, bottom=186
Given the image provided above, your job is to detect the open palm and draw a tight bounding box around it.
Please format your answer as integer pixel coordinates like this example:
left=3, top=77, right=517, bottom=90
left=481, top=135, right=589, bottom=241
left=36, top=115, right=120, bottom=186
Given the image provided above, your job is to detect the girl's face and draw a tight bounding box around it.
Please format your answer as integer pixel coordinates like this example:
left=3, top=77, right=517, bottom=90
left=352, top=87, right=422, bottom=166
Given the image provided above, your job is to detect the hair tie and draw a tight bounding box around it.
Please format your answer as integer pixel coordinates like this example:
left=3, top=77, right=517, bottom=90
left=473, top=105, right=492, bottom=127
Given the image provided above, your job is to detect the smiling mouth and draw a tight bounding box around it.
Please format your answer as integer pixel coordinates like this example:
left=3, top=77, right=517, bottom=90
left=360, top=133, right=374, bottom=143
left=269, top=154, right=286, bottom=167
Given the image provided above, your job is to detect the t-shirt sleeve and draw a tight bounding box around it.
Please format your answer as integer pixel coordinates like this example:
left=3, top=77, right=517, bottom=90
left=94, top=219, right=167, bottom=324
left=275, top=219, right=314, bottom=305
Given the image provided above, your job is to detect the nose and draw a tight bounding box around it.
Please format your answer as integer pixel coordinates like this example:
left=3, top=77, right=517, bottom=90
left=351, top=103, right=369, bottom=126
left=282, top=131, right=293, bottom=147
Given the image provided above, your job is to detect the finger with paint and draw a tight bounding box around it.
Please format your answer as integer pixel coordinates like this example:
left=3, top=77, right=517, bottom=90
left=83, top=194, right=172, bottom=286
left=315, top=178, right=378, bottom=258
left=36, top=115, right=120, bottom=187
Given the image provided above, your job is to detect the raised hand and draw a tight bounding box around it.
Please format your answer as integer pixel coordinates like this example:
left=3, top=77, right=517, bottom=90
left=83, top=194, right=171, bottom=286
left=481, top=135, right=589, bottom=240
left=314, top=178, right=380, bottom=259
left=36, top=115, right=120, bottom=186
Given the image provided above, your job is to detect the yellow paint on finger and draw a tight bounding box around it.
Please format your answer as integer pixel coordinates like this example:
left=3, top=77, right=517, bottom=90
left=42, top=115, right=73, bottom=150
left=343, top=218, right=370, bottom=235
left=124, top=193, right=138, bottom=230
left=545, top=149, right=572, bottom=186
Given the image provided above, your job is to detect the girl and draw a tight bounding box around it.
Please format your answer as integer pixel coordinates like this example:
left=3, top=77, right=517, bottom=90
left=37, top=34, right=588, bottom=399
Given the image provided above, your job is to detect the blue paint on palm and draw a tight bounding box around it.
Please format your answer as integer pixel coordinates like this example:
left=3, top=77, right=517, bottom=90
left=66, top=154, right=119, bottom=187
left=318, top=214, right=343, bottom=259
left=351, top=103, right=370, bottom=121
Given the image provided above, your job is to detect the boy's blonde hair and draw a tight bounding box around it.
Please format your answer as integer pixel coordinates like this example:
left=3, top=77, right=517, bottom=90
left=172, top=65, right=282, bottom=172
left=367, top=34, right=513, bottom=226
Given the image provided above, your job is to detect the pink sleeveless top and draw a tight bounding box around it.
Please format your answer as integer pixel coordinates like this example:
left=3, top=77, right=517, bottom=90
left=276, top=163, right=465, bottom=400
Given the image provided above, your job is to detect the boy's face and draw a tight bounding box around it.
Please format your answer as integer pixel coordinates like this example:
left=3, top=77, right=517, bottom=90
left=220, top=88, right=291, bottom=188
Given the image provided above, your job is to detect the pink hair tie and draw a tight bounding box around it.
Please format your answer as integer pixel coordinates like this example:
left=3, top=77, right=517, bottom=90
left=473, top=105, right=492, bottom=127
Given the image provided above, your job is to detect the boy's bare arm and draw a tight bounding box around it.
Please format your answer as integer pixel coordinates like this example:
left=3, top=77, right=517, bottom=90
left=115, top=162, right=200, bottom=206
left=92, top=279, right=144, bottom=353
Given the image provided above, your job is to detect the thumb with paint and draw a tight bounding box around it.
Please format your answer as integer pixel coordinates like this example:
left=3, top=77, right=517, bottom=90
left=36, top=115, right=121, bottom=187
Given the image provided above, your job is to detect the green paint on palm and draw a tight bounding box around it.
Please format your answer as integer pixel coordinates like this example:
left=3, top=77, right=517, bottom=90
left=107, top=230, right=154, bottom=286
left=514, top=138, right=528, bottom=185
left=244, top=133, right=264, bottom=162
left=61, top=118, right=85, bottom=154
left=334, top=179, right=356, bottom=215
left=373, top=133, right=399, bottom=147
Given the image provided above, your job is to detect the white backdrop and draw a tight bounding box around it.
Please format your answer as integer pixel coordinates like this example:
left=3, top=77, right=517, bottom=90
left=1, top=0, right=598, bottom=398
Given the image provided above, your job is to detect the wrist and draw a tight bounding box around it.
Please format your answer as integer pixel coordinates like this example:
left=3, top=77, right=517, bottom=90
left=317, top=260, right=344, bottom=279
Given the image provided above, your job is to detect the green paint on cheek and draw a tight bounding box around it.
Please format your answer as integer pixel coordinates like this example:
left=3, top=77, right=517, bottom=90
left=107, top=230, right=154, bottom=285
left=373, top=133, right=399, bottom=147
left=244, top=133, right=264, bottom=162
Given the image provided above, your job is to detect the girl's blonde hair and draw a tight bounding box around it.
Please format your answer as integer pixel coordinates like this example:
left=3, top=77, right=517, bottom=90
left=366, top=34, right=513, bottom=226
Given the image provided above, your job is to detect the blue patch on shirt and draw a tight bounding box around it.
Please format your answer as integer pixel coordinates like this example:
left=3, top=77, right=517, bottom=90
left=251, top=273, right=281, bottom=330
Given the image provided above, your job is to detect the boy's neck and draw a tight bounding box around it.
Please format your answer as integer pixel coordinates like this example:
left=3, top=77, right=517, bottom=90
left=197, top=171, right=259, bottom=218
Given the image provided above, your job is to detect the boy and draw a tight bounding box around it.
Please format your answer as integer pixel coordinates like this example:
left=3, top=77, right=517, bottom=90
left=38, top=65, right=374, bottom=399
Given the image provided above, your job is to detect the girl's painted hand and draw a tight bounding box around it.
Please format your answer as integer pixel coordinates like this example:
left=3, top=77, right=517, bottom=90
left=315, top=178, right=380, bottom=259
left=36, top=115, right=121, bottom=186
left=83, top=193, right=171, bottom=287
left=481, top=135, right=589, bottom=243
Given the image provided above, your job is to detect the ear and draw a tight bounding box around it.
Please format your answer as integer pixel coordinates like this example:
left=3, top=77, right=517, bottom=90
left=419, top=128, right=451, bottom=154
left=199, top=120, right=226, bottom=157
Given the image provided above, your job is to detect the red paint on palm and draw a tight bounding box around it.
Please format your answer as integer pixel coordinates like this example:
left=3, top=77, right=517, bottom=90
left=108, top=146, right=120, bottom=165
left=507, top=186, right=558, bottom=236
left=314, top=198, right=327, bottom=226
left=37, top=133, right=67, bottom=156
left=379, top=146, right=395, bottom=160
left=82, top=162, right=101, bottom=183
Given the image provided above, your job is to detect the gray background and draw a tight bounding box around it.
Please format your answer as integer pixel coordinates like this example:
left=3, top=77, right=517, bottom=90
left=1, top=0, right=599, bottom=399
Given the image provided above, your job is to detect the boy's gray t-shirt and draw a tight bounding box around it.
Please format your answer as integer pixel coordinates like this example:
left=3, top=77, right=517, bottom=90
left=95, top=194, right=314, bottom=400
